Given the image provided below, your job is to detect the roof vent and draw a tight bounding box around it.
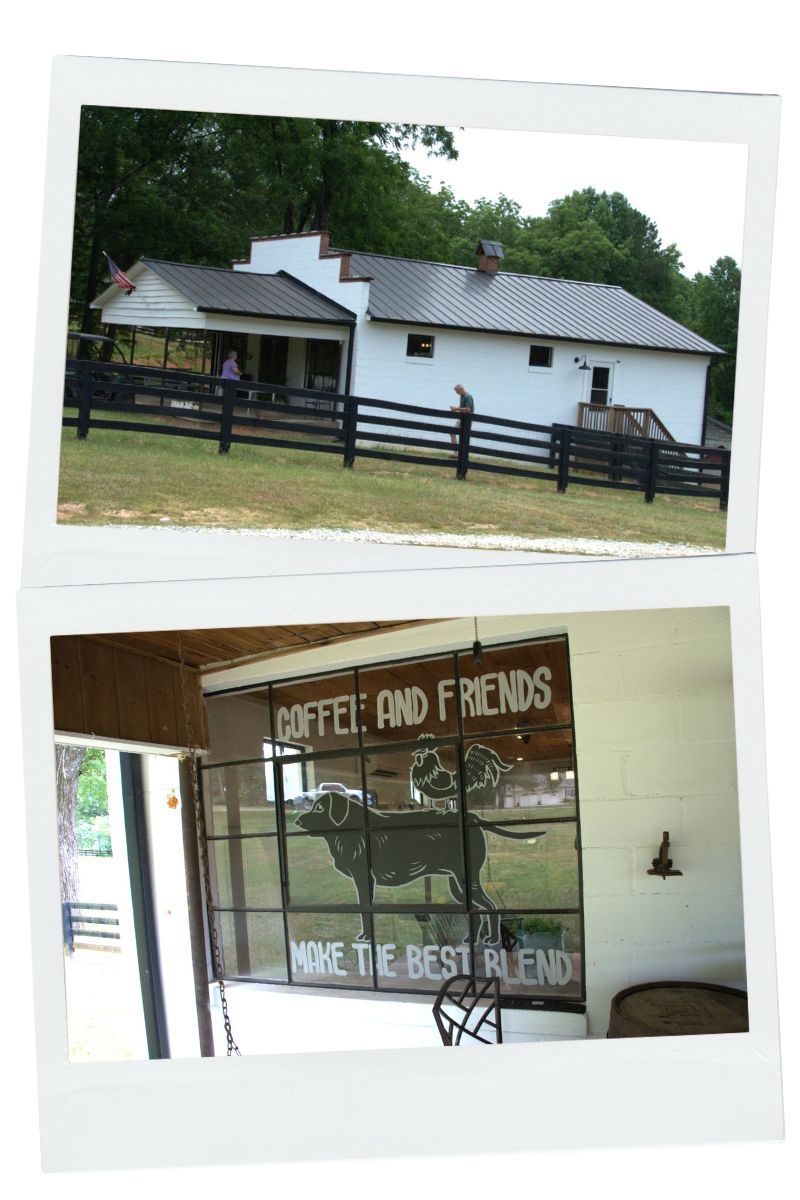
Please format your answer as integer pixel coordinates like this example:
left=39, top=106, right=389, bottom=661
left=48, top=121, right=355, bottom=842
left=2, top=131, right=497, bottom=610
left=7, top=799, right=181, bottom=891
left=475, top=239, right=504, bottom=273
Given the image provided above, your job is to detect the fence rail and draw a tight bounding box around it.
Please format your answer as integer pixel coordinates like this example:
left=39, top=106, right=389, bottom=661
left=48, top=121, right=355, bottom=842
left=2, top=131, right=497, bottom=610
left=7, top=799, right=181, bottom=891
left=64, top=359, right=729, bottom=508
left=62, top=900, right=120, bottom=954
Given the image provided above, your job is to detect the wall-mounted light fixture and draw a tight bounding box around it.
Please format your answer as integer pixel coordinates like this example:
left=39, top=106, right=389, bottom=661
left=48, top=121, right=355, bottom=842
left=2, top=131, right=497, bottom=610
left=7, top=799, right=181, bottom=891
left=550, top=770, right=560, bottom=782
left=647, top=831, right=683, bottom=879
left=565, top=769, right=575, bottom=780
left=574, top=355, right=591, bottom=371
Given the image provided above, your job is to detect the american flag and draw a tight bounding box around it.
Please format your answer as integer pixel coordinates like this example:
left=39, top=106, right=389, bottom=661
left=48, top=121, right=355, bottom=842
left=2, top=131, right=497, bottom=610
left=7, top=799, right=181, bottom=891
left=105, top=253, right=136, bottom=295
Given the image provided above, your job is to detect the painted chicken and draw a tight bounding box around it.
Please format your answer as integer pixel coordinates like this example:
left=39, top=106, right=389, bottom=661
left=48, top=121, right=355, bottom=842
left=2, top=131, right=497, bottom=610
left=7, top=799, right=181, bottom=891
left=409, top=733, right=512, bottom=808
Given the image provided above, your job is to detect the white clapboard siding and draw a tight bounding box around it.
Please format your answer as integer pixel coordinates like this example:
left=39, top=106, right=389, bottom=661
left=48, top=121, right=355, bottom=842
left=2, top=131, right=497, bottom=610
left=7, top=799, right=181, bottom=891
left=94, top=266, right=204, bottom=327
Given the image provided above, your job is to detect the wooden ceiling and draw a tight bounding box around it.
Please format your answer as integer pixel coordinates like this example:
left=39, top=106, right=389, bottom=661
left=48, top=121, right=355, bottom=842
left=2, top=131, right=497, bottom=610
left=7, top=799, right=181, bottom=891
left=87, top=620, right=435, bottom=673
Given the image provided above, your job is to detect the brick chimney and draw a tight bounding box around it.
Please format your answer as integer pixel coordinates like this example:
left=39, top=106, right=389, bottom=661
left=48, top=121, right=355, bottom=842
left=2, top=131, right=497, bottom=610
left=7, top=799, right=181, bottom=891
left=475, top=239, right=505, bottom=273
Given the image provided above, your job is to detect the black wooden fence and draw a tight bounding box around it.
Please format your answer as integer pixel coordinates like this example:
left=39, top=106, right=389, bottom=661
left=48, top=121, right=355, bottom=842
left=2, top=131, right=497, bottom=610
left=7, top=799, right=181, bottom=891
left=62, top=900, right=120, bottom=954
left=64, top=359, right=730, bottom=508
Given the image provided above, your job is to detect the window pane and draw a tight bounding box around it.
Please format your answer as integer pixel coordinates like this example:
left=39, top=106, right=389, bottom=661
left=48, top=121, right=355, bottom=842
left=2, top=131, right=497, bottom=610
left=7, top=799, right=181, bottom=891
left=471, top=912, right=583, bottom=1002
left=365, top=742, right=460, bottom=813
left=359, top=654, right=459, bottom=746
left=457, top=637, right=572, bottom=736
left=373, top=912, right=472, bottom=992
left=271, top=671, right=359, bottom=755
left=282, top=754, right=367, bottom=827
left=209, top=836, right=282, bottom=908
left=202, top=761, right=278, bottom=835
left=529, top=345, right=552, bottom=367
left=406, top=334, right=434, bottom=358
left=469, top=818, right=580, bottom=910
left=205, top=689, right=271, bottom=764
left=216, top=910, right=288, bottom=981
left=464, top=730, right=576, bottom=821
left=286, top=913, right=372, bottom=987
left=286, top=832, right=369, bottom=906
left=370, top=822, right=464, bottom=907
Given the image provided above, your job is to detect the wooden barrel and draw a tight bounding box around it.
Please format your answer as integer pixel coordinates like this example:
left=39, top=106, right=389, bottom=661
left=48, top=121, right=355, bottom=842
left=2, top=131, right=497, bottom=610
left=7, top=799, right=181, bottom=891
left=607, top=981, right=748, bottom=1038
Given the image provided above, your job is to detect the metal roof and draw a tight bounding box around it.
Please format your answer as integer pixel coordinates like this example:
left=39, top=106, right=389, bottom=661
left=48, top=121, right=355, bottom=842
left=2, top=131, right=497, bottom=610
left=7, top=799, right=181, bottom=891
left=141, top=259, right=356, bottom=324
left=345, top=251, right=723, bottom=354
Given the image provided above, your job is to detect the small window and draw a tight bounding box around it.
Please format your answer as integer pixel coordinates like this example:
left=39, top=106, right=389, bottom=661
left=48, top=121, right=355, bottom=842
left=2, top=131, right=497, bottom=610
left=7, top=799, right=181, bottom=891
left=407, top=334, right=435, bottom=359
left=529, top=345, right=553, bottom=368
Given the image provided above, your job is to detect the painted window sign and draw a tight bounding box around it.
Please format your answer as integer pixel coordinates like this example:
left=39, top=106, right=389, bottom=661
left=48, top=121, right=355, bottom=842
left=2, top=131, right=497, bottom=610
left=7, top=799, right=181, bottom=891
left=201, top=636, right=584, bottom=1007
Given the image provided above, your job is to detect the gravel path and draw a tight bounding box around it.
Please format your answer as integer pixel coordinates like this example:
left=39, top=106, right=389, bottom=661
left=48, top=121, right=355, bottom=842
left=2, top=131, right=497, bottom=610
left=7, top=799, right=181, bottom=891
left=139, top=521, right=721, bottom=558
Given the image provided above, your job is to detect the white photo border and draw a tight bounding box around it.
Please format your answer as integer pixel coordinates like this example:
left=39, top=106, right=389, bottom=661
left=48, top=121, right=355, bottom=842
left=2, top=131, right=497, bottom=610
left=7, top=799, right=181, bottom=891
left=23, top=57, right=780, bottom=587
left=19, top=552, right=782, bottom=1170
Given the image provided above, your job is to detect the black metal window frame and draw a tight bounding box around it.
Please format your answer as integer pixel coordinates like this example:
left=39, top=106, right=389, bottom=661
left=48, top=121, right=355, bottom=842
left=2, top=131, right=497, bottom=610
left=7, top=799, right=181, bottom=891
left=406, top=332, right=435, bottom=359
left=199, top=634, right=586, bottom=1011
left=529, top=344, right=553, bottom=368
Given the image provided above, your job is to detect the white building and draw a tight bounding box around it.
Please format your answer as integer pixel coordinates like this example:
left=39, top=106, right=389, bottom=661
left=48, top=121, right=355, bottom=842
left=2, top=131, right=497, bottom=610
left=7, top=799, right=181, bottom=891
left=93, top=231, right=724, bottom=445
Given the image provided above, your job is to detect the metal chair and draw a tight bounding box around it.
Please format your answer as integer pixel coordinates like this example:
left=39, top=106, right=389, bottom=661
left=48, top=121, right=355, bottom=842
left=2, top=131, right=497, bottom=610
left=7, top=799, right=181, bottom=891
left=432, top=974, right=503, bottom=1046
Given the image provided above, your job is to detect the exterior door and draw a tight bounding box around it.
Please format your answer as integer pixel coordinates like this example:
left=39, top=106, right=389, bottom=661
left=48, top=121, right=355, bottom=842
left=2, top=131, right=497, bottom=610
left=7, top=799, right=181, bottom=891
left=588, top=363, right=614, bottom=405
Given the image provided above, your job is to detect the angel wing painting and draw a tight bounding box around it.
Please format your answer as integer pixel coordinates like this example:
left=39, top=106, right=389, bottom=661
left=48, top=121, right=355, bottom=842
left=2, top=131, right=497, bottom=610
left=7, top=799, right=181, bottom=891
left=409, top=733, right=512, bottom=808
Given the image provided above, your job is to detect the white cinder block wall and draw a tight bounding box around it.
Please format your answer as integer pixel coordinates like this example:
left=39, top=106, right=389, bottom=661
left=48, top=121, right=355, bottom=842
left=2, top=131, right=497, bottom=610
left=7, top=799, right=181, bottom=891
left=204, top=606, right=743, bottom=1041
left=569, top=605, right=742, bottom=1034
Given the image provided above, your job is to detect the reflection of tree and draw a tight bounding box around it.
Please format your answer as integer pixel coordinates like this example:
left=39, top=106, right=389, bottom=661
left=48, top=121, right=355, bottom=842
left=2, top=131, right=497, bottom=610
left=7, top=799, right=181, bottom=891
left=56, top=745, right=85, bottom=905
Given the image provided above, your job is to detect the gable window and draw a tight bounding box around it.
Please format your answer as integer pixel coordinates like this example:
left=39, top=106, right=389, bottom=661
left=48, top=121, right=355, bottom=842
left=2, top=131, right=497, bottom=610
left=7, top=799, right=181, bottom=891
left=406, top=333, right=435, bottom=359
left=529, top=345, right=553, bottom=369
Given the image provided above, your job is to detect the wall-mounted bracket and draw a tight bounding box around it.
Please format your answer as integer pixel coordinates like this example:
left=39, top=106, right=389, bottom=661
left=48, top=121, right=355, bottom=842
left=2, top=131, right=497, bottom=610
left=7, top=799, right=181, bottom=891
left=647, top=831, right=683, bottom=879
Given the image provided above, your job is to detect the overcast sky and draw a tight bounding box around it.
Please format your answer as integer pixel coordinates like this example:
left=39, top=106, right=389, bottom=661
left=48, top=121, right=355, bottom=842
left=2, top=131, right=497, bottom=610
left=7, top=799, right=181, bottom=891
left=401, top=127, right=748, bottom=278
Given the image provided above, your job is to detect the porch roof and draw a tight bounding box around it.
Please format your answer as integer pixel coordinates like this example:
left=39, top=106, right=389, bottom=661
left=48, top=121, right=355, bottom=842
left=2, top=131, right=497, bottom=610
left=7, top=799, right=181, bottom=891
left=139, top=258, right=357, bottom=325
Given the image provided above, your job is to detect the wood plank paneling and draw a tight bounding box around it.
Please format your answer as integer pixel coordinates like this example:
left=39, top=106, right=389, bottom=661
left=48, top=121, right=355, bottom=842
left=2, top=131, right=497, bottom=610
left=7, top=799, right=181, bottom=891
left=77, top=639, right=120, bottom=740
left=51, top=638, right=208, bottom=750
left=112, top=647, right=153, bottom=745
left=51, top=637, right=85, bottom=734
left=144, top=658, right=180, bottom=746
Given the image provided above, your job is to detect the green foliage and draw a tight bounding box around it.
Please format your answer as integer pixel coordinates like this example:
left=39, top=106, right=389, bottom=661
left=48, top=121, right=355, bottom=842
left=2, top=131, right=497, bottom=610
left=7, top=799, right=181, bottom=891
left=75, top=748, right=108, bottom=823
left=516, top=915, right=565, bottom=936
left=686, top=256, right=741, bottom=423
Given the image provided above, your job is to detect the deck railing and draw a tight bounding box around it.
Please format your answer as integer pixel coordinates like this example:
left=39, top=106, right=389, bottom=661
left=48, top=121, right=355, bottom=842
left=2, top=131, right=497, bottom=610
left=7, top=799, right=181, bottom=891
left=577, top=403, right=675, bottom=442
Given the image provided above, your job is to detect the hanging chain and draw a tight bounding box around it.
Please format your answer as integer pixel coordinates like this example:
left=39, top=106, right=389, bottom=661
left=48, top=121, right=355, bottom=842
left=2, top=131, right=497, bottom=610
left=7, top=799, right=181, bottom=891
left=176, top=632, right=240, bottom=1056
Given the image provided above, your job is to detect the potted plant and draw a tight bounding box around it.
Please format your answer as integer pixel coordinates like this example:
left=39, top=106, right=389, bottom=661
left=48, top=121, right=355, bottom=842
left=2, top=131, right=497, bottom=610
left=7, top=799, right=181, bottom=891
left=516, top=916, right=565, bottom=953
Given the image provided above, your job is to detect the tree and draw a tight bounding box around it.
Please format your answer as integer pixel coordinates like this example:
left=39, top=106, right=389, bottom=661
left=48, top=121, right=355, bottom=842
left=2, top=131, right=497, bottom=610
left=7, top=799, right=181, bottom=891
left=72, top=109, right=457, bottom=330
left=688, top=256, right=741, bottom=422
left=510, top=189, right=687, bottom=318
left=56, top=745, right=85, bottom=905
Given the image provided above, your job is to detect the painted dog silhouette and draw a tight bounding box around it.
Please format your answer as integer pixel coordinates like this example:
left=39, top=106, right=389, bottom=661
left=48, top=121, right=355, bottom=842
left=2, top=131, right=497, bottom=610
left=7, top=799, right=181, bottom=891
left=294, top=790, right=546, bottom=945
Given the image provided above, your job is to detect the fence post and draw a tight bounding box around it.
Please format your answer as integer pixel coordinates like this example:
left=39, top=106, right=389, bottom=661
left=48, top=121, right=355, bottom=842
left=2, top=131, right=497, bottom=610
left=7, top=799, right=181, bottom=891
left=556, top=428, right=571, bottom=492
left=456, top=411, right=472, bottom=480
left=644, top=440, right=659, bottom=502
left=77, top=359, right=93, bottom=439
left=342, top=398, right=359, bottom=468
left=62, top=901, right=74, bottom=955
left=549, top=425, right=559, bottom=469
left=719, top=449, right=730, bottom=511
left=218, top=379, right=235, bottom=454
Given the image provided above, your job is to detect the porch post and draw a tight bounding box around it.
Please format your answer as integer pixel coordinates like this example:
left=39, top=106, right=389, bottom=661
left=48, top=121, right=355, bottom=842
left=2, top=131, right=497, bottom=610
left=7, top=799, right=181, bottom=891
left=178, top=757, right=216, bottom=1057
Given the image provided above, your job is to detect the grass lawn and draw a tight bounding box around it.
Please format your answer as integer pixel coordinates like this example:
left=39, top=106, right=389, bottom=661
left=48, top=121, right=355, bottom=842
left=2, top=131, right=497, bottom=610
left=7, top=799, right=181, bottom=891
left=57, top=424, right=727, bottom=549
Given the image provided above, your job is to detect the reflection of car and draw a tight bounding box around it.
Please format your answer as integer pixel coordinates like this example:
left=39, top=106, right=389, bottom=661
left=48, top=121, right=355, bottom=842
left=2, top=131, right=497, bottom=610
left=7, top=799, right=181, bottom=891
left=292, top=781, right=378, bottom=810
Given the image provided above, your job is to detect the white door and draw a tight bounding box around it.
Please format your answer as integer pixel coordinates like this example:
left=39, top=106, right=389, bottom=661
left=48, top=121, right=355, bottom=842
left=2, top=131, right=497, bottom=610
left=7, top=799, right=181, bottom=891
left=585, top=362, right=615, bottom=406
